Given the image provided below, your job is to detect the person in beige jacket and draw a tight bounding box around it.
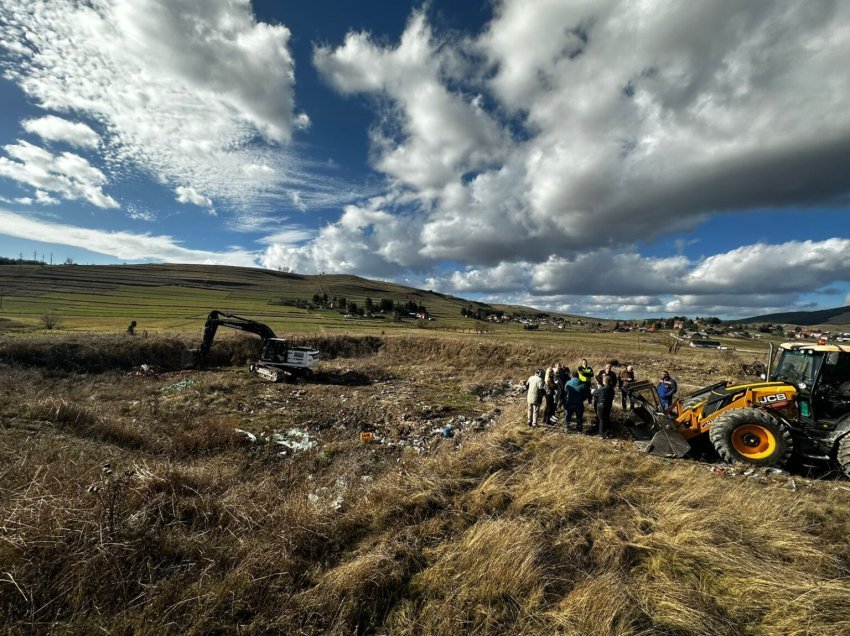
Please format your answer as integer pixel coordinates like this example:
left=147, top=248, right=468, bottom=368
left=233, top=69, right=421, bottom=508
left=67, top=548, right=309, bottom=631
left=525, top=369, right=545, bottom=427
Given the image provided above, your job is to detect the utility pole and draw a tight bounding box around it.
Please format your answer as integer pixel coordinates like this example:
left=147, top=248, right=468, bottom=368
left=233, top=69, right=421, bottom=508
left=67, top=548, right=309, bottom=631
left=50, top=252, right=53, bottom=265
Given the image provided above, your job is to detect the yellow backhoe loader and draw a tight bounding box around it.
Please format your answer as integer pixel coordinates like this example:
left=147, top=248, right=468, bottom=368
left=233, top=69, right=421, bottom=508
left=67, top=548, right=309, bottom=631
left=625, top=342, right=850, bottom=476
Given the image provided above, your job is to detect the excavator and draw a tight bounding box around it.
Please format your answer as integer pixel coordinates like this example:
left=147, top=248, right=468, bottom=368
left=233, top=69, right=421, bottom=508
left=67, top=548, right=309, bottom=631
left=183, top=310, right=320, bottom=382
left=625, top=342, right=850, bottom=477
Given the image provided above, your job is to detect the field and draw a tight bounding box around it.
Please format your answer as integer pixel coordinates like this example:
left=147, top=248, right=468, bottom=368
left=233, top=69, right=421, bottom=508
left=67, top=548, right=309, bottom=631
left=2, top=265, right=850, bottom=634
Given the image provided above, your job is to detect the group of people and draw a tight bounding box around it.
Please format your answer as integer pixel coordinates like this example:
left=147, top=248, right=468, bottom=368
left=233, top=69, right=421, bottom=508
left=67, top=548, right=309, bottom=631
left=525, top=359, right=677, bottom=437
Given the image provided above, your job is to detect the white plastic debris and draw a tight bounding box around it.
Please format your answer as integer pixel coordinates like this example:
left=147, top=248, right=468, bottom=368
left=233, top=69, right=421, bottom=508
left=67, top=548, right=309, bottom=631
left=234, top=428, right=257, bottom=443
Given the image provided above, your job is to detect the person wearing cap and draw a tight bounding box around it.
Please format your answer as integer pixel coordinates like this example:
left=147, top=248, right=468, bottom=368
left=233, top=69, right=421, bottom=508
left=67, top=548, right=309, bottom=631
left=525, top=368, right=545, bottom=427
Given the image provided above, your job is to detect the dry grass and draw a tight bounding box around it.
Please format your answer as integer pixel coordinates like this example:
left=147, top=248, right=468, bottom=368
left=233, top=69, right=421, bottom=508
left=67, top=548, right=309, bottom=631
left=1, top=333, right=849, bottom=634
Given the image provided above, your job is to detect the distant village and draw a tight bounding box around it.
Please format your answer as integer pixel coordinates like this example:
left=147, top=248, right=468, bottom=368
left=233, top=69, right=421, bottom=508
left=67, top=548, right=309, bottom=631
left=273, top=292, right=849, bottom=343
left=460, top=307, right=850, bottom=345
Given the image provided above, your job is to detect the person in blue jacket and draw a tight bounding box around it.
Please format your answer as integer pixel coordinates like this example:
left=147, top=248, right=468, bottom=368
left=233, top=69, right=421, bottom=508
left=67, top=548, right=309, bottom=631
left=657, top=370, right=678, bottom=410
left=563, top=371, right=588, bottom=432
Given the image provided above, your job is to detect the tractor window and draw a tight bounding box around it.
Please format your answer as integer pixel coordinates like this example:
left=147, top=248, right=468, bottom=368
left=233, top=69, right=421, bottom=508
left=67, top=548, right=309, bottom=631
left=773, top=350, right=820, bottom=386
left=814, top=353, right=850, bottom=420
left=819, top=353, right=850, bottom=397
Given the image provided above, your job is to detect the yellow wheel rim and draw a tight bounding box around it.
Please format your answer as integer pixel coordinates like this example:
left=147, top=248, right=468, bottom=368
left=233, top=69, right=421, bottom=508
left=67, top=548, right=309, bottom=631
left=731, top=424, right=777, bottom=460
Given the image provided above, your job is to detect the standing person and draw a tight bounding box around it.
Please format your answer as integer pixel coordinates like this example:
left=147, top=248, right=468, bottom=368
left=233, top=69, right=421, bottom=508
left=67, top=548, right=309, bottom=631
left=525, top=369, right=545, bottom=427
left=619, top=364, right=636, bottom=410
left=577, top=358, right=594, bottom=404
left=542, top=365, right=557, bottom=424
left=564, top=371, right=587, bottom=432
left=592, top=375, right=615, bottom=437
left=553, top=363, right=567, bottom=423
left=657, top=370, right=678, bottom=411
left=595, top=363, right=618, bottom=391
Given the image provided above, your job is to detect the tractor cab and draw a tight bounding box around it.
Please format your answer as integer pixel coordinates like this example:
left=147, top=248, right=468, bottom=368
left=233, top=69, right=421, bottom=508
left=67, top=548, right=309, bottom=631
left=772, top=344, right=850, bottom=428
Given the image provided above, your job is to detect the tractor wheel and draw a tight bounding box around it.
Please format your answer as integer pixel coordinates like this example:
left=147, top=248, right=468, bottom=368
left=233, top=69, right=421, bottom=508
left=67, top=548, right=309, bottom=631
left=837, top=435, right=850, bottom=479
left=709, top=408, right=793, bottom=467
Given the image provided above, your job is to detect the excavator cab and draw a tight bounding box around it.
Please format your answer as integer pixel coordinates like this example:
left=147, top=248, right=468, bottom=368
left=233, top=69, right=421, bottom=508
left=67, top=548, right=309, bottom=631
left=260, top=338, right=291, bottom=364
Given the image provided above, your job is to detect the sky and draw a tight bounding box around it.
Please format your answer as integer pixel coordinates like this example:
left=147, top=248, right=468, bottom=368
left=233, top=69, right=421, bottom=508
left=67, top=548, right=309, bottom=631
left=0, top=0, right=849, bottom=319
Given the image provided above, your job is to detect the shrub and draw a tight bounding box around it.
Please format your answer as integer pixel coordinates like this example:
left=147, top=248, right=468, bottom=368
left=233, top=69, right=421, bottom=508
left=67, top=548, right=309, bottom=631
left=40, top=313, right=62, bottom=330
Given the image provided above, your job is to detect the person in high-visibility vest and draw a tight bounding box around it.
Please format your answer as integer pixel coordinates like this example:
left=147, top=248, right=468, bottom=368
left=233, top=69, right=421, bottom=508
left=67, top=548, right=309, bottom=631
left=577, top=358, right=594, bottom=404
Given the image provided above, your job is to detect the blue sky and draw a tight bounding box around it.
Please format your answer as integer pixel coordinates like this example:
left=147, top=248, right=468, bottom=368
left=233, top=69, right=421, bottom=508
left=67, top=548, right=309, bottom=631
left=0, top=0, right=849, bottom=319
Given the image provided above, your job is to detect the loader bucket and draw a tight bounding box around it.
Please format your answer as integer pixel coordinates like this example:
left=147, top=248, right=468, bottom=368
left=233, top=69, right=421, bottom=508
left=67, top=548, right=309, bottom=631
left=646, top=423, right=692, bottom=458
left=624, top=396, right=691, bottom=458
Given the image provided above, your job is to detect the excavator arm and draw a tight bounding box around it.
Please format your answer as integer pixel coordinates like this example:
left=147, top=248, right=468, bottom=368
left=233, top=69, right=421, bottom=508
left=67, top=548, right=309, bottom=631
left=198, top=310, right=277, bottom=356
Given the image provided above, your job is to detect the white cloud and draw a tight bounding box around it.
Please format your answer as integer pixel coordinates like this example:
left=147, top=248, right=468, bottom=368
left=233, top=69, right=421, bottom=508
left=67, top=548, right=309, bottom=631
left=436, top=238, right=850, bottom=316
left=260, top=203, right=425, bottom=278
left=175, top=186, right=214, bottom=212
left=304, top=1, right=850, bottom=272
left=35, top=190, right=59, bottom=205
left=255, top=227, right=314, bottom=246
left=127, top=204, right=156, bottom=222
left=22, top=115, right=100, bottom=149
left=0, top=0, right=353, bottom=211
left=0, top=140, right=118, bottom=208
left=0, top=209, right=256, bottom=265
left=314, top=12, right=506, bottom=200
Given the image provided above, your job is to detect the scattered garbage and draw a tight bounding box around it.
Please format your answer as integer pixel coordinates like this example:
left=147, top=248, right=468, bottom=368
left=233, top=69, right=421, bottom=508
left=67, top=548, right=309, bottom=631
left=442, top=424, right=454, bottom=438
left=234, top=428, right=257, bottom=443
left=360, top=431, right=375, bottom=443
left=128, top=364, right=159, bottom=377
left=273, top=428, right=317, bottom=454
left=161, top=378, right=195, bottom=393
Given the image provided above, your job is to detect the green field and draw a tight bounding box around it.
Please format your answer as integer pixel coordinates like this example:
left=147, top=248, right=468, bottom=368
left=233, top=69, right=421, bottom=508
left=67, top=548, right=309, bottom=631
left=0, top=263, right=791, bottom=364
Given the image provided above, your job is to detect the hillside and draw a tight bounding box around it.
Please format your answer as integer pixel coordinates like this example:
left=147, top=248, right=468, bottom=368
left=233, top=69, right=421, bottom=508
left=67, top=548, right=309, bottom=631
left=0, top=263, right=603, bottom=334
left=734, top=305, right=850, bottom=327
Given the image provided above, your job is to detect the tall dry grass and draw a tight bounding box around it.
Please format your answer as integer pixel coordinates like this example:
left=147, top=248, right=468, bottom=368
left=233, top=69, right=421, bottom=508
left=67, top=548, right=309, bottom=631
left=1, top=333, right=848, bottom=634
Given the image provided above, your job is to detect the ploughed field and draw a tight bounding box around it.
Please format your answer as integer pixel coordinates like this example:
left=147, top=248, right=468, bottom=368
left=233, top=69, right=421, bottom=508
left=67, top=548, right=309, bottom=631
left=2, top=332, right=850, bottom=635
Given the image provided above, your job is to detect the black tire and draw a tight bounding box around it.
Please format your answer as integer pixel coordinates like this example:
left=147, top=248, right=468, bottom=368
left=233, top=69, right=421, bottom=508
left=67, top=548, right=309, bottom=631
left=709, top=408, right=793, bottom=467
left=837, top=434, right=850, bottom=479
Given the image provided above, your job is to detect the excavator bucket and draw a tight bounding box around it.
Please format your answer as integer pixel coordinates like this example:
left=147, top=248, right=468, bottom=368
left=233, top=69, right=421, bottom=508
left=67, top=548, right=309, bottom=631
left=623, top=381, right=692, bottom=458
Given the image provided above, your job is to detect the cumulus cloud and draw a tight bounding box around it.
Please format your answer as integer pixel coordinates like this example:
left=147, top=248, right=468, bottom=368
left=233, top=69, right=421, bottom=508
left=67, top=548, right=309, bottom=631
left=314, top=11, right=507, bottom=200
left=260, top=203, right=426, bottom=277
left=440, top=239, right=850, bottom=316
left=0, top=0, right=351, bottom=210
left=175, top=186, right=214, bottom=212
left=22, top=115, right=100, bottom=149
left=0, top=140, right=118, bottom=208
left=296, top=1, right=850, bottom=276
left=0, top=209, right=256, bottom=265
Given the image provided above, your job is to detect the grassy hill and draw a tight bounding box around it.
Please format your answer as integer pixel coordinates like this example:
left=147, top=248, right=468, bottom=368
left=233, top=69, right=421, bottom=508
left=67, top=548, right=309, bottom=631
left=734, top=305, right=850, bottom=327
left=0, top=263, right=602, bottom=335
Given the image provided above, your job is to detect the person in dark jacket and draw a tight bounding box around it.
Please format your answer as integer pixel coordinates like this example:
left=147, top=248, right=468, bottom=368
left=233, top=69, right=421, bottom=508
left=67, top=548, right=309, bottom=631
left=555, top=363, right=569, bottom=420
left=592, top=376, right=615, bottom=437
left=563, top=371, right=587, bottom=432
left=618, top=364, right=635, bottom=410
left=595, top=363, right=618, bottom=391
left=577, top=358, right=594, bottom=404
left=657, top=370, right=678, bottom=411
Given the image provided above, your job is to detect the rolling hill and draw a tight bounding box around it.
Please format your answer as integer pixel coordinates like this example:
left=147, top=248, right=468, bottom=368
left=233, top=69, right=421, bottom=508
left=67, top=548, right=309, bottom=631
left=734, top=305, right=850, bottom=327
left=0, top=263, right=599, bottom=333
